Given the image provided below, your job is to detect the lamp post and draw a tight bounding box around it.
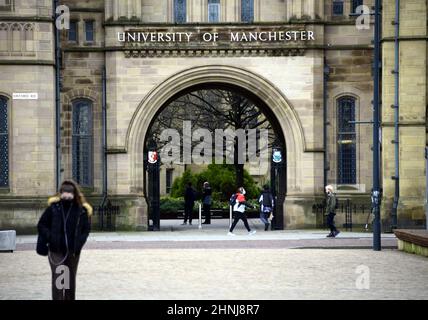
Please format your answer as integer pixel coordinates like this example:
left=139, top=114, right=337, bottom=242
left=270, top=145, right=285, bottom=230
left=372, top=0, right=382, bottom=251
left=147, top=140, right=160, bottom=231
left=349, top=1, right=382, bottom=250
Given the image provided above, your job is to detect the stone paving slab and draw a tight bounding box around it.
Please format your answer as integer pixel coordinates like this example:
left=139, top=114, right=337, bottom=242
left=0, top=248, right=427, bottom=300
left=14, top=223, right=397, bottom=251
left=15, top=238, right=398, bottom=251
left=15, top=220, right=396, bottom=244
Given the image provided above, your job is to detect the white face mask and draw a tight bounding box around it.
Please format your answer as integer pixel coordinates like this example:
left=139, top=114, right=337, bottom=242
left=61, top=192, right=74, bottom=200
left=241, top=188, right=246, bottom=195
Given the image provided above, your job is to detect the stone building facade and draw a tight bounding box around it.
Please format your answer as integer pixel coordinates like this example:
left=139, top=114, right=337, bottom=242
left=0, top=0, right=426, bottom=233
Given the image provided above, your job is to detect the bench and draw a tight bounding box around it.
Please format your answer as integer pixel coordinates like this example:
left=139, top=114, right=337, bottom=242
left=0, top=230, right=16, bottom=253
left=394, top=229, right=428, bottom=257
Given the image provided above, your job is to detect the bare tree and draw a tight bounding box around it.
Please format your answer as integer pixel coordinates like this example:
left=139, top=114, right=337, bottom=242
left=148, top=88, right=278, bottom=187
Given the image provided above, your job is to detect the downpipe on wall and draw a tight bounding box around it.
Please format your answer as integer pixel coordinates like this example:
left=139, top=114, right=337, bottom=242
left=101, top=61, right=108, bottom=207
left=53, top=0, right=61, bottom=190
left=391, top=0, right=400, bottom=230
left=323, top=56, right=330, bottom=190
left=372, top=0, right=382, bottom=251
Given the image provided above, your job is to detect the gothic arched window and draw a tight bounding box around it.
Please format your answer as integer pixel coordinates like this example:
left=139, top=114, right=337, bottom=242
left=174, top=0, right=187, bottom=23
left=0, top=23, right=8, bottom=52
left=241, top=0, right=254, bottom=23
left=72, top=99, right=93, bottom=187
left=0, top=96, right=9, bottom=187
left=24, top=23, right=34, bottom=51
left=10, top=23, right=21, bottom=52
left=337, top=96, right=357, bottom=184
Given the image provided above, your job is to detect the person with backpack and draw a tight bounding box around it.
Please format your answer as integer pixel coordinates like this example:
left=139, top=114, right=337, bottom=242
left=325, top=185, right=340, bottom=238
left=228, top=187, right=256, bottom=236
left=258, top=185, right=274, bottom=231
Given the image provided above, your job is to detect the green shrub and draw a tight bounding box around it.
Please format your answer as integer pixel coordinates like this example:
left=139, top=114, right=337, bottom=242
left=170, top=170, right=197, bottom=198
left=170, top=164, right=262, bottom=202
left=160, top=197, right=184, bottom=214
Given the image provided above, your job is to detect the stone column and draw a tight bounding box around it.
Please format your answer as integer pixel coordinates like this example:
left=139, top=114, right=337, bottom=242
left=304, top=0, right=316, bottom=19
left=127, top=0, right=133, bottom=19
left=105, top=0, right=112, bottom=21
left=293, top=0, right=303, bottom=19
left=316, top=0, right=324, bottom=20
left=113, top=0, right=119, bottom=20
left=286, top=0, right=303, bottom=21
left=119, top=0, right=127, bottom=19
left=135, top=0, right=142, bottom=21
left=286, top=0, right=293, bottom=21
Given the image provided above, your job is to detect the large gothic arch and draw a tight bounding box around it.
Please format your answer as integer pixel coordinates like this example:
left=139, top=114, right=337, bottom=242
left=126, top=65, right=306, bottom=199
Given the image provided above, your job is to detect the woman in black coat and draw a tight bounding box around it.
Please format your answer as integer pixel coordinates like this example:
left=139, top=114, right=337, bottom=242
left=37, top=180, right=92, bottom=300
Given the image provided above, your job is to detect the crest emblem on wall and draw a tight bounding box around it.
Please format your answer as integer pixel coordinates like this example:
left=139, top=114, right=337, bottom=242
left=272, top=149, right=282, bottom=164
left=148, top=151, right=158, bottom=164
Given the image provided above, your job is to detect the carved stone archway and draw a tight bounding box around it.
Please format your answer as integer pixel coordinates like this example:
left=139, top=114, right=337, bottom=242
left=126, top=65, right=307, bottom=228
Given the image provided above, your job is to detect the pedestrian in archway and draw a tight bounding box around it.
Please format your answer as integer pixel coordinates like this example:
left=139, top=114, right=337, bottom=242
left=259, top=185, right=274, bottom=231
left=202, top=182, right=212, bottom=224
left=325, top=185, right=340, bottom=238
left=182, top=182, right=196, bottom=225
left=228, top=187, right=256, bottom=236
left=36, top=180, right=92, bottom=300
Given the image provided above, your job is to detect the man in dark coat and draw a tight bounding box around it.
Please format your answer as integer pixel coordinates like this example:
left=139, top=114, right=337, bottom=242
left=202, top=182, right=212, bottom=224
left=258, top=185, right=274, bottom=231
left=325, top=185, right=340, bottom=238
left=37, top=180, right=92, bottom=300
left=182, top=182, right=196, bottom=225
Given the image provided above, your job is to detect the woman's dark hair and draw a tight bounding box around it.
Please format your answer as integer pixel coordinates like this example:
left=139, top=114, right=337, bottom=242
left=57, top=179, right=86, bottom=207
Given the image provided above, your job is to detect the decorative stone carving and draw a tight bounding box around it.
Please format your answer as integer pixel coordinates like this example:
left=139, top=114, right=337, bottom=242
left=0, top=22, right=35, bottom=56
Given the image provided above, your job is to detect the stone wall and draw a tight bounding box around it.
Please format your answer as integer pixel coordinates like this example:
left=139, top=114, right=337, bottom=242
left=2, top=0, right=424, bottom=232
left=381, top=0, right=427, bottom=229
left=0, top=0, right=56, bottom=229
left=103, top=0, right=334, bottom=24
left=325, top=23, right=374, bottom=195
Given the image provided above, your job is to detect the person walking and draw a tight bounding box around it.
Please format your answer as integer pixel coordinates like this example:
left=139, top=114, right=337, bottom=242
left=182, top=182, right=196, bottom=225
left=228, top=187, right=256, bottom=236
left=36, top=180, right=92, bottom=300
left=325, top=185, right=340, bottom=238
left=258, top=185, right=274, bottom=231
left=202, top=182, right=212, bottom=224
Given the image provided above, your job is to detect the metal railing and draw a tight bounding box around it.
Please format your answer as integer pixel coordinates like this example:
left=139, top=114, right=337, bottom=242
left=96, top=200, right=119, bottom=231
left=312, top=199, right=372, bottom=231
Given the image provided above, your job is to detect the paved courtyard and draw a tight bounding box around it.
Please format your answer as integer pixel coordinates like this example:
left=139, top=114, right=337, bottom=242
left=1, top=224, right=427, bottom=300
left=1, top=247, right=428, bottom=300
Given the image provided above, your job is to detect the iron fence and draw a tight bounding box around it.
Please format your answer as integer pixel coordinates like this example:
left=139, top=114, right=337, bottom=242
left=312, top=199, right=372, bottom=231
left=96, top=200, right=119, bottom=231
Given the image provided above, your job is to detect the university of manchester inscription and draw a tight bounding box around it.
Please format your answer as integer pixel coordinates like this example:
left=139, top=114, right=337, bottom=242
left=118, top=25, right=316, bottom=58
